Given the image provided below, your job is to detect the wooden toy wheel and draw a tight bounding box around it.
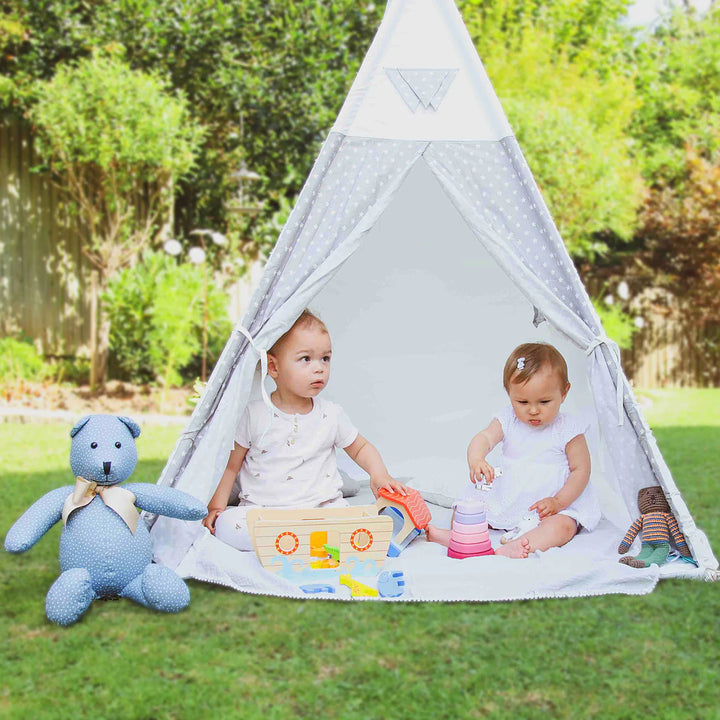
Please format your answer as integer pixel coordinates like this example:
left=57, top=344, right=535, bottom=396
left=275, top=531, right=299, bottom=555
left=350, top=528, right=373, bottom=552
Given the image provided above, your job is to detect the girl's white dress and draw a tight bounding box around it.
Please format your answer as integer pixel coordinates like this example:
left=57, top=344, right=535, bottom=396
left=485, top=406, right=600, bottom=531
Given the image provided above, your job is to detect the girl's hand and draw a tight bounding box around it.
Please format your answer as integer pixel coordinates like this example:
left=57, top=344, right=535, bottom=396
left=469, top=460, right=495, bottom=485
left=202, top=507, right=225, bottom=534
left=370, top=474, right=408, bottom=497
left=529, top=497, right=561, bottom=519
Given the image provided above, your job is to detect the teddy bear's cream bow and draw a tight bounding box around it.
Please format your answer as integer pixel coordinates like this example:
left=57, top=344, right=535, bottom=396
left=61, top=477, right=139, bottom=534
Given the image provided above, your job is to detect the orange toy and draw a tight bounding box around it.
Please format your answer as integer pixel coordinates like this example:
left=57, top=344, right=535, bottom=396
left=375, top=487, right=431, bottom=557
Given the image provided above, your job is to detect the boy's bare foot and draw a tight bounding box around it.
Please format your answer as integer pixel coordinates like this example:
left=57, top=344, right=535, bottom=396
left=494, top=536, right=530, bottom=559
left=425, top=524, right=451, bottom=547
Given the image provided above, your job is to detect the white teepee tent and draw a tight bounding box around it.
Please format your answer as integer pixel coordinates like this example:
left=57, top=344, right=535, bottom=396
left=148, top=0, right=717, bottom=597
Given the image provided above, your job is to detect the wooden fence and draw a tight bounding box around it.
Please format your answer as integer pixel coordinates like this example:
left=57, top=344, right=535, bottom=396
left=621, top=298, right=720, bottom=389
left=0, top=114, right=91, bottom=357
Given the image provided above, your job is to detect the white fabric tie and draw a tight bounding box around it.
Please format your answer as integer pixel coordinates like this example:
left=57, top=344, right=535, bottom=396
left=234, top=323, right=279, bottom=447
left=234, top=323, right=274, bottom=414
left=586, top=335, right=625, bottom=426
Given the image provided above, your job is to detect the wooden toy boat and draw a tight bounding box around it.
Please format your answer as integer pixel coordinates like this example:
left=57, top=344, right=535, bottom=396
left=246, top=505, right=393, bottom=573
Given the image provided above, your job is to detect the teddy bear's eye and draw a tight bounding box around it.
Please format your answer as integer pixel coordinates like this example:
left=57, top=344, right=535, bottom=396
left=90, top=442, right=98, bottom=449
left=115, top=442, right=121, bottom=449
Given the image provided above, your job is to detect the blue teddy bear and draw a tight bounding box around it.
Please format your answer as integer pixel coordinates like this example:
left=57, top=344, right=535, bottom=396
left=4, top=414, right=207, bottom=626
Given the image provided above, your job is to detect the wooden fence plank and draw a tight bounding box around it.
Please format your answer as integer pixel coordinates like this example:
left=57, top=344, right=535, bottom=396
left=0, top=114, right=91, bottom=356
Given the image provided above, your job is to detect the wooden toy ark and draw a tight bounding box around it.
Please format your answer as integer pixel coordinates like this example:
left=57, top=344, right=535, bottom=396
left=375, top=487, right=431, bottom=556
left=246, top=505, right=393, bottom=575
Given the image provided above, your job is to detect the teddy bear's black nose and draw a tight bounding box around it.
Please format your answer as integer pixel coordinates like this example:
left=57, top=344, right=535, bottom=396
left=103, top=461, right=112, bottom=476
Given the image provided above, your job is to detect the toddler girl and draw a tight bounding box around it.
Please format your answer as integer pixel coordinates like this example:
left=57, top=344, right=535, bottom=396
left=428, top=342, right=600, bottom=558
left=203, top=310, right=407, bottom=550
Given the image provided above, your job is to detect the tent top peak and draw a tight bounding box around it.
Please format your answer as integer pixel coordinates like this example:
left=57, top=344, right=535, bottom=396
left=332, top=0, right=513, bottom=142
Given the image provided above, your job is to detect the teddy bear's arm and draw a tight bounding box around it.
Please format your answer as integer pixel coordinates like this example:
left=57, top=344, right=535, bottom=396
left=666, top=514, right=691, bottom=557
left=618, top=516, right=643, bottom=554
left=125, top=484, right=207, bottom=521
left=4, top=486, right=74, bottom=553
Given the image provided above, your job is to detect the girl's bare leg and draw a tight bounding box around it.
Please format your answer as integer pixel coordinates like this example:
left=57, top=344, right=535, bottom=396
left=426, top=508, right=456, bottom=547
left=426, top=525, right=452, bottom=546
left=495, top=515, right=577, bottom=559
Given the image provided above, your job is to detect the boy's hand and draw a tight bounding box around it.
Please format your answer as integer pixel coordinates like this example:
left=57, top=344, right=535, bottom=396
left=370, top=474, right=408, bottom=498
left=529, top=497, right=561, bottom=519
left=469, top=460, right=495, bottom=485
left=202, top=507, right=225, bottom=534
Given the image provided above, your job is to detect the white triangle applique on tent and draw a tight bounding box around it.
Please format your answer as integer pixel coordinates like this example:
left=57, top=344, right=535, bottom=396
left=385, top=68, right=458, bottom=111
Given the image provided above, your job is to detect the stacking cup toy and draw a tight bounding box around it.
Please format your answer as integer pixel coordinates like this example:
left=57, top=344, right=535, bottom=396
left=447, top=497, right=495, bottom=559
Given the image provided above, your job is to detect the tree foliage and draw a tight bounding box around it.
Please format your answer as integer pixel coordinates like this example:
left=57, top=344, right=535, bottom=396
left=2, top=0, right=382, bottom=250
left=5, top=0, right=720, bottom=373
left=29, top=52, right=203, bottom=384
left=633, top=146, right=720, bottom=322
left=1, top=0, right=648, bottom=263
left=591, top=7, right=720, bottom=331
left=30, top=52, right=203, bottom=277
left=461, top=0, right=642, bottom=260
left=630, top=6, right=720, bottom=185
left=460, top=0, right=633, bottom=65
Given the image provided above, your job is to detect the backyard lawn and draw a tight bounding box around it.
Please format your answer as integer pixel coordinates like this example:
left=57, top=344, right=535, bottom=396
left=1, top=389, right=718, bottom=719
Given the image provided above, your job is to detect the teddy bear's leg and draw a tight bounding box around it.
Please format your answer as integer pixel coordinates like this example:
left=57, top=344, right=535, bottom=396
left=645, top=542, right=671, bottom=567
left=620, top=542, right=670, bottom=568
left=619, top=555, right=646, bottom=568
left=45, top=568, right=97, bottom=626
left=120, top=564, right=191, bottom=613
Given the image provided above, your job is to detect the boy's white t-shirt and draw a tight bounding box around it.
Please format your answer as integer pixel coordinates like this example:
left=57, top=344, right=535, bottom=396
left=234, top=396, right=358, bottom=508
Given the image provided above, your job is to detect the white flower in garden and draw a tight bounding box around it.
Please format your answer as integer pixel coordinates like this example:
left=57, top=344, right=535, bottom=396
left=604, top=294, right=614, bottom=306
left=617, top=281, right=630, bottom=301
left=211, top=231, right=228, bottom=246
left=163, top=239, right=182, bottom=256
left=634, top=316, right=645, bottom=329
left=188, top=246, right=206, bottom=264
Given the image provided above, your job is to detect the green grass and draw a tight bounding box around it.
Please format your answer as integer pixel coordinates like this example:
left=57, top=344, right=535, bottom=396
left=2, top=392, right=719, bottom=720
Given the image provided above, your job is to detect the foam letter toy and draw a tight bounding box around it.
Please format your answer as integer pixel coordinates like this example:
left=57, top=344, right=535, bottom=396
left=4, top=415, right=207, bottom=625
left=378, top=570, right=405, bottom=598
left=340, top=574, right=378, bottom=598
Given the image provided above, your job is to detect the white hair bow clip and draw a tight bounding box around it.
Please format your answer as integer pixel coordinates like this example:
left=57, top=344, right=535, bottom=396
left=517, top=357, right=525, bottom=370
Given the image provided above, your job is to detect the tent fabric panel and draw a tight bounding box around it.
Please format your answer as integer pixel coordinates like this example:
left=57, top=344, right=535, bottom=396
left=150, top=135, right=428, bottom=567
left=332, top=0, right=512, bottom=141
left=426, top=139, right=601, bottom=329
left=153, top=133, right=424, bottom=495
left=422, top=142, right=717, bottom=569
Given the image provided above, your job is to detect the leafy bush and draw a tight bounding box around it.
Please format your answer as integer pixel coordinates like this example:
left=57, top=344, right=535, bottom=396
left=0, top=337, right=51, bottom=384
left=105, top=251, right=231, bottom=386
left=593, top=300, right=638, bottom=350
left=29, top=51, right=204, bottom=386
